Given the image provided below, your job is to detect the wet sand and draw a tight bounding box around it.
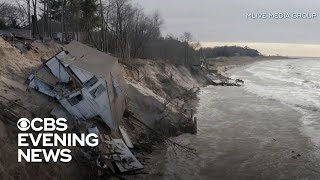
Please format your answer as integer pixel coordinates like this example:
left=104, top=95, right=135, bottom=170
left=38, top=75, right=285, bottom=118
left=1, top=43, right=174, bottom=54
left=164, top=86, right=320, bottom=180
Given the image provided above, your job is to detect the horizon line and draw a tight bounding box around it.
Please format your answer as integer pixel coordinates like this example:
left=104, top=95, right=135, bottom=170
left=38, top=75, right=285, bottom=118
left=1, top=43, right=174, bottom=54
left=200, top=41, right=320, bottom=57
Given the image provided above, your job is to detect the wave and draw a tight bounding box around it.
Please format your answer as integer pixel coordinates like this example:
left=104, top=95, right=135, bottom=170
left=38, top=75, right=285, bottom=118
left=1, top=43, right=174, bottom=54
left=232, top=59, right=320, bottom=146
left=232, top=59, right=320, bottom=110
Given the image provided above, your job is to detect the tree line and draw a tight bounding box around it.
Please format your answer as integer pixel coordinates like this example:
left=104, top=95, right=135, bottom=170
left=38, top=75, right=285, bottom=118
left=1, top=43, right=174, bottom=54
left=201, top=46, right=261, bottom=58
left=0, top=0, right=261, bottom=64
left=0, top=0, right=202, bottom=64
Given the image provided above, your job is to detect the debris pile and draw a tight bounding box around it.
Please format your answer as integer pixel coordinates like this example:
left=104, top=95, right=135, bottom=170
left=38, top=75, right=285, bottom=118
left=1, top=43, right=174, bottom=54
left=0, top=37, right=197, bottom=178
left=25, top=41, right=150, bottom=177
left=27, top=41, right=126, bottom=131
left=206, top=73, right=244, bottom=86
left=76, top=126, right=145, bottom=177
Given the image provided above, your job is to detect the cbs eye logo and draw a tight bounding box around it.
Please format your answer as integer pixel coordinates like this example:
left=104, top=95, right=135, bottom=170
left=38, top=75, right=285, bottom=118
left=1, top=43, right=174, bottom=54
left=17, top=118, right=30, bottom=131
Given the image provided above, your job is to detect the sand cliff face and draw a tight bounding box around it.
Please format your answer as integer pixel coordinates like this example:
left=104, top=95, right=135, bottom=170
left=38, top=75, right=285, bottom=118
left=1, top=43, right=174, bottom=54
left=0, top=38, right=207, bottom=179
left=0, top=38, right=62, bottom=78
left=0, top=38, right=88, bottom=180
left=122, top=59, right=207, bottom=136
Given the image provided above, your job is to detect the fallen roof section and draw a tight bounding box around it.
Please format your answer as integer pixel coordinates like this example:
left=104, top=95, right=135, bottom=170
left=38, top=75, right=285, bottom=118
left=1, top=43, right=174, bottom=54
left=27, top=41, right=127, bottom=131
left=63, top=41, right=118, bottom=78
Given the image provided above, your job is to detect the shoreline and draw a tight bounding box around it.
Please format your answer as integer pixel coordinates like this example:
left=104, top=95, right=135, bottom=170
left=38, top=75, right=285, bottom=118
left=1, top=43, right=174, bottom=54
left=142, top=56, right=269, bottom=179
left=163, top=85, right=318, bottom=179
left=226, top=58, right=320, bottom=152
left=121, top=59, right=206, bottom=179
left=163, top=58, right=320, bottom=179
left=144, top=56, right=291, bottom=178
left=113, top=56, right=299, bottom=179
left=0, top=36, right=306, bottom=179
left=209, top=55, right=293, bottom=74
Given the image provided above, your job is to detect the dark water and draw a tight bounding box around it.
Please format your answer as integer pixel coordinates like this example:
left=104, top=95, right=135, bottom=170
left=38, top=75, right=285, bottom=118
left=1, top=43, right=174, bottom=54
left=164, top=59, right=320, bottom=180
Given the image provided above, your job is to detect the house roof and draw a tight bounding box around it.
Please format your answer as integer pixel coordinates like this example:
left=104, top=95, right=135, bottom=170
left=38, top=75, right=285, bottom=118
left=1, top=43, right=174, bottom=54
left=23, top=18, right=71, bottom=33
left=63, top=41, right=118, bottom=78
left=46, top=19, right=63, bottom=32
left=0, top=28, right=32, bottom=39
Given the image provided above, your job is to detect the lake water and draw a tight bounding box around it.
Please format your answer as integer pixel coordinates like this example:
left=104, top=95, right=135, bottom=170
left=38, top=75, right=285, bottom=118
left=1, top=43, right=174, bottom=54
left=164, top=59, right=320, bottom=180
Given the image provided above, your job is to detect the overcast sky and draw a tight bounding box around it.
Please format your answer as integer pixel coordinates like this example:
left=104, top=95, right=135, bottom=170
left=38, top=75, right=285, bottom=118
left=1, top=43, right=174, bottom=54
left=133, top=0, right=320, bottom=49
left=4, top=0, right=319, bottom=56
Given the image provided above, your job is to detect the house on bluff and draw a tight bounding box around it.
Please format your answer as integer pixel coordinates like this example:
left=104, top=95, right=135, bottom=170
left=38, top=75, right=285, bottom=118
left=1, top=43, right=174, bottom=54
left=27, top=41, right=126, bottom=131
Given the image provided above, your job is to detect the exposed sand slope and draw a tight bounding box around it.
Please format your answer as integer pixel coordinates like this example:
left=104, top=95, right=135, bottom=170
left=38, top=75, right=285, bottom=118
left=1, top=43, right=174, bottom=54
left=0, top=38, right=62, bottom=78
left=120, top=59, right=208, bottom=179
left=0, top=38, right=89, bottom=180
left=122, top=59, right=207, bottom=136
left=0, top=38, right=208, bottom=179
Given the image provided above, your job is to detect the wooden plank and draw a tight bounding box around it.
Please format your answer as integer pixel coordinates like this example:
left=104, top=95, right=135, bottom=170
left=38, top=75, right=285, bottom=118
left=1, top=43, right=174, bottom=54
left=108, top=139, right=143, bottom=173
left=119, top=126, right=134, bottom=148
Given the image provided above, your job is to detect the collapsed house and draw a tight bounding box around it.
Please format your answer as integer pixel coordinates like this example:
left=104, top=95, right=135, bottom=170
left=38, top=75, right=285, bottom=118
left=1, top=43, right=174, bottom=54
left=0, top=28, right=32, bottom=39
left=27, top=41, right=126, bottom=131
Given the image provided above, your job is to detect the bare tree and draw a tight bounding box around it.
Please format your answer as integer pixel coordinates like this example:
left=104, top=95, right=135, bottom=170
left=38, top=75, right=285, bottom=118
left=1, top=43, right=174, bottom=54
left=0, top=1, right=28, bottom=28
left=61, top=0, right=65, bottom=42
left=103, top=0, right=162, bottom=60
left=181, top=32, right=194, bottom=65
left=99, top=0, right=105, bottom=51
left=31, top=0, right=39, bottom=38
left=27, top=0, right=31, bottom=29
left=130, top=10, right=163, bottom=58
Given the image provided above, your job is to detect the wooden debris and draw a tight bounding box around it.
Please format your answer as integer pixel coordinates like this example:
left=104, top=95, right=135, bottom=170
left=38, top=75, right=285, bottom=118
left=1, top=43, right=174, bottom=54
left=105, top=139, right=144, bottom=173
left=119, top=126, right=134, bottom=148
